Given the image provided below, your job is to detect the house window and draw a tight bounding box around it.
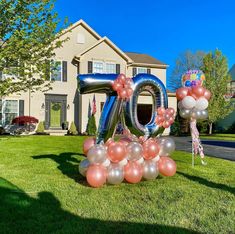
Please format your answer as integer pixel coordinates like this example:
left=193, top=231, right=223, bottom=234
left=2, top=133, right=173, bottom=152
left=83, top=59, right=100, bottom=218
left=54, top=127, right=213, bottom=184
left=93, top=61, right=116, bottom=74
left=93, top=61, right=104, bottom=73
left=137, top=67, right=147, bottom=74
left=0, top=100, right=19, bottom=126
left=4, top=100, right=19, bottom=125
left=51, top=61, right=62, bottom=81
left=1, top=67, right=18, bottom=81
left=106, top=63, right=116, bottom=73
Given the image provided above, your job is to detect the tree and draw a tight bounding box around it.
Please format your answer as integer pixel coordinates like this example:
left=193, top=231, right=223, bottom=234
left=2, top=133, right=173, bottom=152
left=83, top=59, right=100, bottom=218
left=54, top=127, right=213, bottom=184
left=68, top=122, right=78, bottom=135
left=170, top=50, right=206, bottom=91
left=87, top=115, right=97, bottom=135
left=201, top=49, right=233, bottom=134
left=0, top=0, right=68, bottom=97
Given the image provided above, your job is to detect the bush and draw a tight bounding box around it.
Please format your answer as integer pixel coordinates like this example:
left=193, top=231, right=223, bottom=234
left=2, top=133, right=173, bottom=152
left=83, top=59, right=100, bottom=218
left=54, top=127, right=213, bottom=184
left=0, top=127, right=5, bottom=135
left=226, top=122, right=235, bottom=133
left=87, top=115, right=97, bottom=135
left=170, top=120, right=181, bottom=136
left=12, top=116, right=38, bottom=126
left=36, top=121, right=45, bottom=133
left=197, top=121, right=208, bottom=134
left=68, top=121, right=78, bottom=135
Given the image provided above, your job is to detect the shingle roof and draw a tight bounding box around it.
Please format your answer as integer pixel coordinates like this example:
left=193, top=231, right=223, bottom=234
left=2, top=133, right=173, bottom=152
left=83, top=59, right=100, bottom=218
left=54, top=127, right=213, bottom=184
left=125, top=52, right=167, bottom=66
left=229, top=64, right=235, bottom=81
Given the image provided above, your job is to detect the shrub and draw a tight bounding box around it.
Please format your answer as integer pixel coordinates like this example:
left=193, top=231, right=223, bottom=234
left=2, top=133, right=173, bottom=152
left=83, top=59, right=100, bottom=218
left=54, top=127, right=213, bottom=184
left=87, top=115, right=97, bottom=135
left=226, top=122, right=235, bottom=133
left=68, top=121, right=78, bottom=135
left=0, top=127, right=5, bottom=135
left=170, top=120, right=181, bottom=136
left=36, top=121, right=45, bottom=133
left=12, top=116, right=38, bottom=126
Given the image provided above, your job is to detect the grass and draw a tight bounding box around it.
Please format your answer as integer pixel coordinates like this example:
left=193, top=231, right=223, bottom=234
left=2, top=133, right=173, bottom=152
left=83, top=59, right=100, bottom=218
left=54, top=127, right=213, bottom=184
left=201, top=133, right=235, bottom=141
left=0, top=136, right=234, bottom=234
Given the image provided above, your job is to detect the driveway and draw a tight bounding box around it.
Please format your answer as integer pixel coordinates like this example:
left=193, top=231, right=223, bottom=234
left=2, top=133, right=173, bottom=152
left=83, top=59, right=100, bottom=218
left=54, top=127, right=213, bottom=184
left=173, top=136, right=235, bottom=161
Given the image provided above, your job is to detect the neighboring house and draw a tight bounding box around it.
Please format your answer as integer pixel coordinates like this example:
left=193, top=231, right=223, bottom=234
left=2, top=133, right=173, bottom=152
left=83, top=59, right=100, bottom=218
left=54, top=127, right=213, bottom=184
left=0, top=19, right=176, bottom=134
left=216, top=65, right=235, bottom=131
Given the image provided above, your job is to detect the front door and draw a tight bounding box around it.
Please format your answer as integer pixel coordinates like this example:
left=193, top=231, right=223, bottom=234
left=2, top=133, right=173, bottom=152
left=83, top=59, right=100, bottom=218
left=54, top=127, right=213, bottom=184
left=50, top=102, right=62, bottom=128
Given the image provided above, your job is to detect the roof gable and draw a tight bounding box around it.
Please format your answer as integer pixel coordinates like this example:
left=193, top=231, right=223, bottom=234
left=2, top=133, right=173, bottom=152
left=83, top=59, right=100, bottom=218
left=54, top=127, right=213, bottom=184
left=60, top=19, right=101, bottom=40
left=75, top=37, right=133, bottom=63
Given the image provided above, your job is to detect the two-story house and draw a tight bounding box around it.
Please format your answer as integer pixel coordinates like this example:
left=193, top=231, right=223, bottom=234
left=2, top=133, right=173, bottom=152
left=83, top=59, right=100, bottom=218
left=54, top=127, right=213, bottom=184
left=0, top=19, right=176, bottom=134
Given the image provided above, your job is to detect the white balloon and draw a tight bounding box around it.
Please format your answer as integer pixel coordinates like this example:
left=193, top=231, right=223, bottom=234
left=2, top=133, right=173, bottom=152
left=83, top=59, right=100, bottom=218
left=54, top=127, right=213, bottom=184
left=102, top=158, right=111, bottom=167
left=79, top=159, right=90, bottom=176
left=195, top=97, right=208, bottom=111
left=118, top=158, right=128, bottom=167
left=136, top=157, right=144, bottom=164
left=151, top=155, right=160, bottom=162
left=87, top=144, right=107, bottom=164
left=182, top=96, right=196, bottom=109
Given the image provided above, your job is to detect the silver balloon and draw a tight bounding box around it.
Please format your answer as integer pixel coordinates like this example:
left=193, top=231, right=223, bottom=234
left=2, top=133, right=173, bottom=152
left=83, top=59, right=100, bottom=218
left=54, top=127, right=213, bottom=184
left=151, top=155, right=160, bottom=162
left=178, top=101, right=183, bottom=109
left=87, top=144, right=107, bottom=164
left=159, top=137, right=175, bottom=156
left=191, top=109, right=202, bottom=120
left=78, top=74, right=122, bottom=144
left=200, top=110, right=208, bottom=119
left=179, top=109, right=191, bottom=119
left=142, top=160, right=159, bottom=180
left=136, top=157, right=144, bottom=164
left=102, top=158, right=111, bottom=167
left=126, top=142, right=143, bottom=161
left=124, top=74, right=168, bottom=138
left=107, top=164, right=124, bottom=185
left=79, top=159, right=90, bottom=177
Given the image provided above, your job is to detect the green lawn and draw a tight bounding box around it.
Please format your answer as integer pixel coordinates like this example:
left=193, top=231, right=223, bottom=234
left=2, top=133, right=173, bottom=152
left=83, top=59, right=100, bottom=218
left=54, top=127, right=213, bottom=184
left=0, top=136, right=234, bottom=234
left=201, top=133, right=235, bottom=141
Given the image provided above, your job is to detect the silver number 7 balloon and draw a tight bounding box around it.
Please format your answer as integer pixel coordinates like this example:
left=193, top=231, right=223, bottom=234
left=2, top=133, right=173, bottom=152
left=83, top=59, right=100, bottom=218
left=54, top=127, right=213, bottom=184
left=77, top=73, right=168, bottom=143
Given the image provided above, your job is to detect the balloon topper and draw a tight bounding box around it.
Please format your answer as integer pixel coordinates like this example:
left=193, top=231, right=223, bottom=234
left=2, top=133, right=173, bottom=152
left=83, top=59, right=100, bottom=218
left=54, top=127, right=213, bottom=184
left=182, top=70, right=205, bottom=87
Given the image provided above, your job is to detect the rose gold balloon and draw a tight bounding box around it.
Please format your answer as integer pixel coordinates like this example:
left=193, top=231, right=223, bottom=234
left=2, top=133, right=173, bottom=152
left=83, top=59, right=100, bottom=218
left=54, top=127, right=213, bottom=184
left=204, top=89, right=212, bottom=100
left=176, top=87, right=189, bottom=100
left=126, top=88, right=133, bottom=97
left=124, top=161, right=143, bottom=183
left=157, top=107, right=165, bottom=115
left=162, top=121, right=171, bottom=128
left=188, top=88, right=198, bottom=100
left=156, top=115, right=164, bottom=124
left=119, top=89, right=127, bottom=99
left=83, top=137, right=96, bottom=155
left=164, top=113, right=171, bottom=121
left=86, top=165, right=107, bottom=188
left=168, top=117, right=175, bottom=125
left=118, top=74, right=126, bottom=85
left=112, top=80, right=122, bottom=91
left=105, top=138, right=114, bottom=147
left=166, top=107, right=175, bottom=116
left=123, top=128, right=131, bottom=136
left=143, top=140, right=160, bottom=160
left=192, top=86, right=205, bottom=98
left=158, top=157, right=176, bottom=176
left=107, top=142, right=127, bottom=163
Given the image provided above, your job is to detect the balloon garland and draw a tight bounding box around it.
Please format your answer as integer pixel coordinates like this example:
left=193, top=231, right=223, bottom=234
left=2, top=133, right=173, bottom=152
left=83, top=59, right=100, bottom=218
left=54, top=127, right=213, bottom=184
left=78, top=73, right=177, bottom=188
left=176, top=70, right=211, bottom=166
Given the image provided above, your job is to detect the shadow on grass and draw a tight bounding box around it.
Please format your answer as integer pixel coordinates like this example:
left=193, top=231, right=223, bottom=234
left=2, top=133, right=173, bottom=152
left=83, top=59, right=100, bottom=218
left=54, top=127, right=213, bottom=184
left=0, top=177, right=200, bottom=234
left=32, top=152, right=86, bottom=183
left=177, top=172, right=235, bottom=195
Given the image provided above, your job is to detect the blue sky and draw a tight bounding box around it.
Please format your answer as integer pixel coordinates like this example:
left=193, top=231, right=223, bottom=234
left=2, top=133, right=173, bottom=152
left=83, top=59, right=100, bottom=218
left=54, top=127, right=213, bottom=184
left=54, top=0, right=235, bottom=88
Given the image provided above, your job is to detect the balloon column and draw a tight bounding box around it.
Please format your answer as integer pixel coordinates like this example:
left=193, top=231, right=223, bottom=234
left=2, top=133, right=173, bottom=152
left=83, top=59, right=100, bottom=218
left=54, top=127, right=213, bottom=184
left=176, top=70, right=211, bottom=166
left=78, top=73, right=177, bottom=188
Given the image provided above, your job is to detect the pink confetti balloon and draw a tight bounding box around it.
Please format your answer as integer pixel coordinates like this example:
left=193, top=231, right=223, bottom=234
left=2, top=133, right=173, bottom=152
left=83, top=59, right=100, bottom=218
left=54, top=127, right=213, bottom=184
left=143, top=140, right=160, bottom=160
left=86, top=165, right=107, bottom=188
left=124, top=161, right=143, bottom=183
left=158, top=157, right=177, bottom=177
left=83, top=137, right=96, bottom=155
left=176, top=87, right=189, bottom=100
left=107, top=142, right=127, bottom=163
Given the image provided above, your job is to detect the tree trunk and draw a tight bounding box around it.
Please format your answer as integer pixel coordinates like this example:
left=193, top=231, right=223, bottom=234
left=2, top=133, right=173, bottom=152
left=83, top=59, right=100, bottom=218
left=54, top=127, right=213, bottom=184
left=209, top=122, right=213, bottom=135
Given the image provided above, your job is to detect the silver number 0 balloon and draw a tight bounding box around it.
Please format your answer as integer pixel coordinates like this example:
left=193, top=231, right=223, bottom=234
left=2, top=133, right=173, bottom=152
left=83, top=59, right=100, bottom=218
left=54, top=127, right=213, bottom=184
left=78, top=74, right=168, bottom=143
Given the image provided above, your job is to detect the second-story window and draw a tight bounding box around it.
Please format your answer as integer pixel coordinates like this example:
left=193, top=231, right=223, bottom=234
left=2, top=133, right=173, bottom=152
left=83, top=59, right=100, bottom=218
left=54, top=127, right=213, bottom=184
left=51, top=61, right=62, bottom=81
left=106, top=63, right=116, bottom=73
left=93, top=61, right=116, bottom=74
left=137, top=67, right=147, bottom=74
left=93, top=61, right=104, bottom=73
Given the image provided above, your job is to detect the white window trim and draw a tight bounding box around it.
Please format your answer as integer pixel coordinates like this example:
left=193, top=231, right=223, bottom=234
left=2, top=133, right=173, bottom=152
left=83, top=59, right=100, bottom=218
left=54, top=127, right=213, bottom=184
left=137, top=67, right=147, bottom=74
left=0, top=99, right=19, bottom=126
left=50, top=60, right=63, bottom=82
left=92, top=60, right=116, bottom=74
